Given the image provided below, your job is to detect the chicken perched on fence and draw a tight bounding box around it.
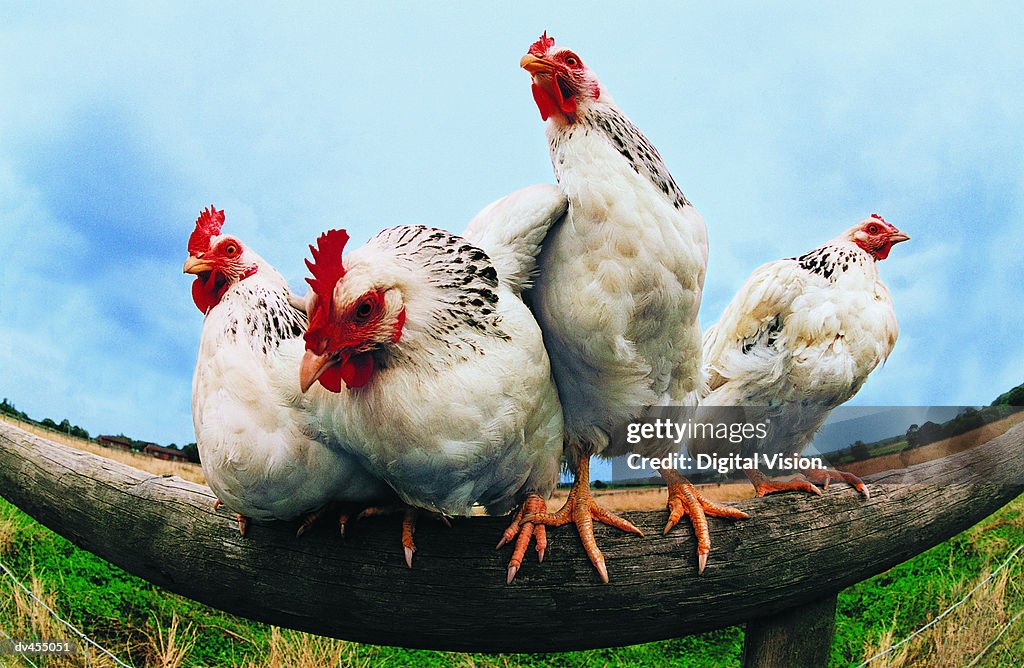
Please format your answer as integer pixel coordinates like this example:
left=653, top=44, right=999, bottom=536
left=184, top=206, right=393, bottom=536
left=696, top=215, right=909, bottom=497
left=299, top=186, right=566, bottom=576
left=519, top=32, right=745, bottom=580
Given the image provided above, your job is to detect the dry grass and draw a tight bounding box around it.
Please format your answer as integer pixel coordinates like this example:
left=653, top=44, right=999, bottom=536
left=548, top=482, right=754, bottom=512
left=0, top=571, right=122, bottom=668
left=236, top=627, right=360, bottom=668
left=144, top=614, right=196, bottom=668
left=236, top=629, right=523, bottom=668
left=858, top=560, right=1023, bottom=667
left=0, top=414, right=206, bottom=485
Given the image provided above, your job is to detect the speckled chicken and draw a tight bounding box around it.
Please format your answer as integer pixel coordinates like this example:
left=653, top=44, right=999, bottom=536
left=520, top=32, right=745, bottom=580
left=298, top=186, right=566, bottom=577
left=185, top=206, right=392, bottom=536
left=697, top=215, right=909, bottom=498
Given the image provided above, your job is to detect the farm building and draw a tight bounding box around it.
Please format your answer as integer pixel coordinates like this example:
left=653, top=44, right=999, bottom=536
left=143, top=444, right=190, bottom=462
left=97, top=435, right=135, bottom=452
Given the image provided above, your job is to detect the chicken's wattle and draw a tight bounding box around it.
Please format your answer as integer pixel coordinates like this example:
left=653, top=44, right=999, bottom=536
left=340, top=353, right=374, bottom=389
left=191, top=273, right=228, bottom=313
left=532, top=80, right=575, bottom=121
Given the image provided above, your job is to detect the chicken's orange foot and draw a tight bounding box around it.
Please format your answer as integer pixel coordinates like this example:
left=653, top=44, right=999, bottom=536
left=803, top=466, right=870, bottom=498
left=211, top=499, right=250, bottom=536
left=235, top=513, right=249, bottom=537
left=295, top=503, right=335, bottom=538
left=660, top=467, right=748, bottom=574
left=338, top=508, right=353, bottom=537
left=523, top=459, right=642, bottom=584
left=356, top=503, right=450, bottom=568
left=744, top=468, right=823, bottom=498
left=498, top=494, right=548, bottom=584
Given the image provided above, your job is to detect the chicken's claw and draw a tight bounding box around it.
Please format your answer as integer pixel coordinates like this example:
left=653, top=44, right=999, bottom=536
left=661, top=468, right=748, bottom=574
left=745, top=468, right=822, bottom=498
left=524, top=459, right=642, bottom=584
left=210, top=499, right=250, bottom=536
left=498, top=494, right=549, bottom=583
left=295, top=504, right=333, bottom=538
left=802, top=466, right=870, bottom=498
left=356, top=503, right=449, bottom=567
left=235, top=513, right=250, bottom=537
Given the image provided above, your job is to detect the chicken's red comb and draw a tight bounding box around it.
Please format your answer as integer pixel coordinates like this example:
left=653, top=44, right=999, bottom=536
left=188, top=206, right=225, bottom=255
left=528, top=31, right=555, bottom=56
left=870, top=213, right=889, bottom=225
left=305, top=229, right=350, bottom=305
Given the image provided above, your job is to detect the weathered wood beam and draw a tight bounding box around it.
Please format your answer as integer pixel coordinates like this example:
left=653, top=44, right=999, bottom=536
left=1, top=421, right=1021, bottom=653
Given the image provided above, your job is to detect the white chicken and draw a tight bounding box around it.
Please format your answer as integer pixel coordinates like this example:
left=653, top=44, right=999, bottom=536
left=185, top=206, right=392, bottom=537
left=698, top=215, right=909, bottom=496
left=520, top=32, right=745, bottom=580
left=298, top=186, right=566, bottom=579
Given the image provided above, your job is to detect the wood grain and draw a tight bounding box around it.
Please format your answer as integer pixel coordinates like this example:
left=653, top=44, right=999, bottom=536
left=1, top=420, right=1021, bottom=653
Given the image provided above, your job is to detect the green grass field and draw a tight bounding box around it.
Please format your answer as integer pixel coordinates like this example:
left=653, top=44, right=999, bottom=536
left=1, top=493, right=1022, bottom=667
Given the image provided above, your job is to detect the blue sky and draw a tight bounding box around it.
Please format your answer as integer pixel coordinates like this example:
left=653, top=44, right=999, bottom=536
left=1, top=3, right=1022, bottom=447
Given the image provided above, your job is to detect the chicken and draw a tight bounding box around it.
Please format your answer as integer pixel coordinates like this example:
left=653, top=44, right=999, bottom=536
left=298, top=186, right=566, bottom=578
left=185, top=206, right=392, bottom=537
left=697, top=215, right=909, bottom=498
left=520, top=32, right=744, bottom=580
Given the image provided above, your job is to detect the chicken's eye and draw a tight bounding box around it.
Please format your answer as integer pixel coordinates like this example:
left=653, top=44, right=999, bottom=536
left=354, top=299, right=375, bottom=321
left=564, top=55, right=579, bottom=67
left=224, top=243, right=239, bottom=257
left=866, top=224, right=881, bottom=235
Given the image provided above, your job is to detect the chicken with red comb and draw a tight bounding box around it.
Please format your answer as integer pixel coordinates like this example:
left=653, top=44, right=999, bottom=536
left=184, top=206, right=393, bottom=537
left=300, top=185, right=567, bottom=579
left=520, top=33, right=747, bottom=580
left=696, top=217, right=909, bottom=499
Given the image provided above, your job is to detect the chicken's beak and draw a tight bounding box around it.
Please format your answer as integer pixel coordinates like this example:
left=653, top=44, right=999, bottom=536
left=183, top=256, right=215, bottom=274
left=888, top=232, right=910, bottom=244
left=520, top=54, right=557, bottom=75
left=299, top=350, right=336, bottom=393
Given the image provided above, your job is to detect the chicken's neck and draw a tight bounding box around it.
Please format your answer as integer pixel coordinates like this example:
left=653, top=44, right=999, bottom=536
left=363, top=225, right=511, bottom=368
left=548, top=104, right=691, bottom=212
left=794, top=241, right=878, bottom=285
left=209, top=269, right=306, bottom=356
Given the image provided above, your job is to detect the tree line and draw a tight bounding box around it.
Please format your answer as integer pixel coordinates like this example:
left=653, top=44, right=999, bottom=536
left=0, top=398, right=200, bottom=463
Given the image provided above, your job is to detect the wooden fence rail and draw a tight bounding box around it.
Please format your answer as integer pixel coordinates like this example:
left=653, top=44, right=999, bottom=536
left=1, top=420, right=1022, bottom=666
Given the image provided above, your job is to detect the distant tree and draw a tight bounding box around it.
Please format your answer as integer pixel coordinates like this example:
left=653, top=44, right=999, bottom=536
left=916, top=421, right=943, bottom=446
left=1002, top=385, right=1024, bottom=407
left=592, top=479, right=607, bottom=489
left=40, top=418, right=58, bottom=429
left=850, top=440, right=870, bottom=461
left=0, top=399, right=29, bottom=421
left=181, top=443, right=201, bottom=464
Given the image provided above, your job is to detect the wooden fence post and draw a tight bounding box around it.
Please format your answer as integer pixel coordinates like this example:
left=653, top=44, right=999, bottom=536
left=743, top=594, right=838, bottom=668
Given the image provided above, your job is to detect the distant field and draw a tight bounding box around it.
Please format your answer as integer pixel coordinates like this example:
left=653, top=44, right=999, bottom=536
left=0, top=414, right=205, bottom=485
left=843, top=410, right=1024, bottom=478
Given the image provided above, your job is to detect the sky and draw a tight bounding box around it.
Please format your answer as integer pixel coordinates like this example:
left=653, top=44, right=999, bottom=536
left=1, top=3, right=1022, bottom=448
